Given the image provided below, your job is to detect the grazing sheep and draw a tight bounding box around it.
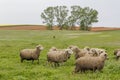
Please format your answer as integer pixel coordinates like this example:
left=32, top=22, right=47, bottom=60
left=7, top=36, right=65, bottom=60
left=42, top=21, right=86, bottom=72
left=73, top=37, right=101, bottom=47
left=74, top=52, right=108, bottom=73
left=47, top=49, right=73, bottom=67
left=89, top=48, right=106, bottom=57
left=68, top=45, right=90, bottom=59
left=20, top=45, right=44, bottom=63
left=114, top=49, right=120, bottom=60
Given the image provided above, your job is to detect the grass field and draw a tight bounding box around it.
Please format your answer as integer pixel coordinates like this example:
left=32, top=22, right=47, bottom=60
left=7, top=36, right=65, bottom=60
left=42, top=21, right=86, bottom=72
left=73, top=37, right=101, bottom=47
left=0, top=30, right=120, bottom=80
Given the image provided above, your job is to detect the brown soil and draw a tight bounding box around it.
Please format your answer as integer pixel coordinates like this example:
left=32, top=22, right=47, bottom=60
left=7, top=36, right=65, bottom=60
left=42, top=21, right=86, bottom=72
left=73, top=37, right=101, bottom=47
left=0, top=25, right=47, bottom=30
left=91, top=27, right=120, bottom=31
left=0, top=25, right=120, bottom=31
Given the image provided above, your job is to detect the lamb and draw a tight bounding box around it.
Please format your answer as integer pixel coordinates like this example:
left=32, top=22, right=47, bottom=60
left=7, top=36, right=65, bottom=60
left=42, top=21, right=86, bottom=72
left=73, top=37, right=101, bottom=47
left=114, top=49, right=120, bottom=60
left=47, top=49, right=73, bottom=67
left=74, top=52, right=108, bottom=73
left=20, top=45, right=44, bottom=63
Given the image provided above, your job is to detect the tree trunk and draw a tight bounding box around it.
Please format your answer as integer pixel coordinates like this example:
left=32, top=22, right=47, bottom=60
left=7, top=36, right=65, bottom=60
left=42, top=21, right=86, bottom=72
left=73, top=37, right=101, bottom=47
left=59, top=25, right=63, bottom=30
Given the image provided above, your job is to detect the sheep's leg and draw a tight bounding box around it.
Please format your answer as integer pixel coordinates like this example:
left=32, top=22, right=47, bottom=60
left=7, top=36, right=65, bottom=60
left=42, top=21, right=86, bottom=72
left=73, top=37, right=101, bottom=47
left=50, top=62, right=53, bottom=67
left=56, top=63, right=60, bottom=67
left=54, top=63, right=57, bottom=67
left=93, top=67, right=96, bottom=72
left=97, top=67, right=103, bottom=73
left=46, top=61, right=49, bottom=66
left=98, top=69, right=103, bottom=73
left=82, top=69, right=85, bottom=73
left=51, top=62, right=54, bottom=67
left=37, top=59, right=39, bottom=64
left=21, top=58, right=24, bottom=63
left=32, top=60, right=34, bottom=64
left=93, top=69, right=96, bottom=72
left=74, top=66, right=79, bottom=73
left=54, top=62, right=59, bottom=67
left=57, top=63, right=60, bottom=67
left=116, top=56, right=119, bottom=60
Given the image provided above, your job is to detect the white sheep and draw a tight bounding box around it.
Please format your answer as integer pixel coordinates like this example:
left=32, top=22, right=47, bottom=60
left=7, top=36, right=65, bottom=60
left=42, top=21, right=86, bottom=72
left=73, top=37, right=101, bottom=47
left=68, top=45, right=90, bottom=59
left=47, top=49, right=73, bottom=67
left=20, top=45, right=44, bottom=63
left=89, top=48, right=106, bottom=56
left=74, top=52, right=108, bottom=73
left=114, top=49, right=120, bottom=60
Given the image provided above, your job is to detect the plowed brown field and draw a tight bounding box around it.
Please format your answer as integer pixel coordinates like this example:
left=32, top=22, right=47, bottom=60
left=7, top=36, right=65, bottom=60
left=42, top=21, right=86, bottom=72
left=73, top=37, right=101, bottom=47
left=0, top=25, right=120, bottom=31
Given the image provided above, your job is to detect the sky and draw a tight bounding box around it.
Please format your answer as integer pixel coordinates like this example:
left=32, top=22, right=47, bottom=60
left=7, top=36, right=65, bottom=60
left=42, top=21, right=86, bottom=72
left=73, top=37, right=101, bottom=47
left=0, top=0, right=120, bottom=27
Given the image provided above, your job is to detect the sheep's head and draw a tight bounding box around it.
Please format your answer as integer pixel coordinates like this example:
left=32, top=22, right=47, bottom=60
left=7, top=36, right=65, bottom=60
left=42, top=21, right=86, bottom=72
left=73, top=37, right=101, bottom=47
left=68, top=45, right=79, bottom=53
left=114, top=49, right=120, bottom=55
left=89, top=49, right=98, bottom=56
left=98, top=49, right=106, bottom=55
left=100, top=52, right=108, bottom=60
left=64, top=49, right=73, bottom=60
left=49, top=47, right=57, bottom=51
left=84, top=46, right=90, bottom=51
left=36, top=45, right=44, bottom=50
left=65, top=49, right=73, bottom=54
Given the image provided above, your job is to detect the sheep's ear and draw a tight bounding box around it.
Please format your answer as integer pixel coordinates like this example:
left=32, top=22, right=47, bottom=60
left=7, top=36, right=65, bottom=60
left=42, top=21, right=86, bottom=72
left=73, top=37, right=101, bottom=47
left=66, top=49, right=73, bottom=54
left=52, top=47, right=57, bottom=50
left=40, top=46, right=44, bottom=50
left=114, top=50, right=118, bottom=55
left=36, top=45, right=44, bottom=50
left=91, top=49, right=96, bottom=53
left=84, top=46, right=90, bottom=51
left=100, top=51, right=103, bottom=54
left=68, top=46, right=72, bottom=49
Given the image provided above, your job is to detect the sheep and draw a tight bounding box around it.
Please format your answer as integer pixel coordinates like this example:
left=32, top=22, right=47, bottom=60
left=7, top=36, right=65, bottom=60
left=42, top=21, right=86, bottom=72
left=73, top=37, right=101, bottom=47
left=74, top=52, right=108, bottom=73
left=68, top=45, right=107, bottom=60
left=49, top=47, right=67, bottom=52
left=83, top=46, right=91, bottom=52
left=47, top=49, right=73, bottom=67
left=68, top=45, right=90, bottom=59
left=20, top=45, right=44, bottom=63
left=83, top=46, right=107, bottom=57
left=49, top=47, right=57, bottom=52
left=114, top=49, right=120, bottom=60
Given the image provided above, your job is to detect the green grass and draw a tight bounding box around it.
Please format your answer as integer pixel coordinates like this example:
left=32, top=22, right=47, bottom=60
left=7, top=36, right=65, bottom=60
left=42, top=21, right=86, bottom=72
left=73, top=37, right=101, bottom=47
left=0, top=30, right=120, bottom=80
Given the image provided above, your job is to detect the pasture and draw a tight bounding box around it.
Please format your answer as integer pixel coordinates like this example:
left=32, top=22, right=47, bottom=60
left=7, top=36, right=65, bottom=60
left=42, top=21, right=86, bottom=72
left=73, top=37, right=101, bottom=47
left=0, top=30, right=120, bottom=80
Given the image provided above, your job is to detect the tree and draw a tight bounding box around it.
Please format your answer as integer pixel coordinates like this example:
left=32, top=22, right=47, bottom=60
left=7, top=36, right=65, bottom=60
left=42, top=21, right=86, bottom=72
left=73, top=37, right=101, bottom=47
left=68, top=6, right=82, bottom=30
left=41, top=6, right=98, bottom=31
left=54, top=6, right=69, bottom=30
left=78, top=7, right=98, bottom=31
left=41, top=7, right=55, bottom=30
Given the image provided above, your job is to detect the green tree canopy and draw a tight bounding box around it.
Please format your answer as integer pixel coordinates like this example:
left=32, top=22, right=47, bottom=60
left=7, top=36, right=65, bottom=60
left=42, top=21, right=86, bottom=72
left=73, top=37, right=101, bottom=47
left=41, top=6, right=98, bottom=31
left=41, top=7, right=55, bottom=30
left=54, top=6, right=69, bottom=30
